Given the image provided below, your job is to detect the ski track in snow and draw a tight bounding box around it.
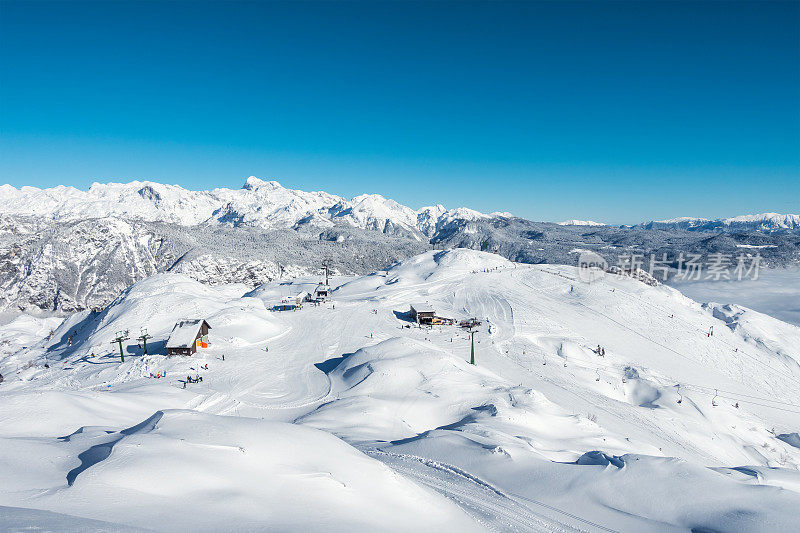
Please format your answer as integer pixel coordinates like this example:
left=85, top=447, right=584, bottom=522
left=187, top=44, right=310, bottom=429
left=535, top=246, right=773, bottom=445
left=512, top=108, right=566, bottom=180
left=366, top=448, right=606, bottom=533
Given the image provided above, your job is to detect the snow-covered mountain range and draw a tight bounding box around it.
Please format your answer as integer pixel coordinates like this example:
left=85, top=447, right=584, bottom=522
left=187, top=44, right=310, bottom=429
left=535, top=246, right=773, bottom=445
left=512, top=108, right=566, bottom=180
left=1, top=178, right=798, bottom=314
left=636, top=213, right=800, bottom=233
left=3, top=178, right=797, bottom=234
left=0, top=177, right=492, bottom=239
left=558, top=220, right=606, bottom=226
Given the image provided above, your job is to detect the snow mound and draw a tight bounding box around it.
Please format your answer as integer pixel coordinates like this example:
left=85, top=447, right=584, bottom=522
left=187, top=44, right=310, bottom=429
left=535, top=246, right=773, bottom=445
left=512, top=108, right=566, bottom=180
left=336, top=249, right=512, bottom=296
left=0, top=409, right=479, bottom=532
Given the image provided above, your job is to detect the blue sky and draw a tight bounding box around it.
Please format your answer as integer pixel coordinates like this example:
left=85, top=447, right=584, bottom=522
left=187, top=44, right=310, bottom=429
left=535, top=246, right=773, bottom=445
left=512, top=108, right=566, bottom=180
left=1, top=0, right=798, bottom=223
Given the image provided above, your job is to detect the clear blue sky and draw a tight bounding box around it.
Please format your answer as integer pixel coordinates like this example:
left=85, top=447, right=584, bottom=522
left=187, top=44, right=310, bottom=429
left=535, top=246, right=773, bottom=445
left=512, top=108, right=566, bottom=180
left=1, top=1, right=798, bottom=223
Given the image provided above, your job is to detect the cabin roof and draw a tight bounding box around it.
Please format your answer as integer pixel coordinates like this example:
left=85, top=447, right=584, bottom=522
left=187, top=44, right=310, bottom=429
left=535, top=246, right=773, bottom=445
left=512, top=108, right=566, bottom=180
left=166, top=319, right=210, bottom=348
left=411, top=303, right=435, bottom=313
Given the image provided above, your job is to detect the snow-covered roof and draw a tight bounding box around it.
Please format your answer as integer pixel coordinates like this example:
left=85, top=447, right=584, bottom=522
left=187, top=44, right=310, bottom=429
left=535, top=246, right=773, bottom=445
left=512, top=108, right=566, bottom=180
left=166, top=319, right=209, bottom=348
left=411, top=303, right=435, bottom=313
left=315, top=285, right=329, bottom=292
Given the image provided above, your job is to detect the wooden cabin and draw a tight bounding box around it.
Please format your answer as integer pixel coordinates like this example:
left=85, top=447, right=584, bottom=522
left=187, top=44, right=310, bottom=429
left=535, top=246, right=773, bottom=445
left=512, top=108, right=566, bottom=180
left=166, top=319, right=211, bottom=356
left=410, top=303, right=436, bottom=325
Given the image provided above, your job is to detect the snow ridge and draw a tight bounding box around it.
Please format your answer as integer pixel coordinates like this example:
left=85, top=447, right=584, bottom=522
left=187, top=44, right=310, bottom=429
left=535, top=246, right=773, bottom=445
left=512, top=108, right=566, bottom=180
left=638, top=213, right=800, bottom=233
left=0, top=177, right=496, bottom=238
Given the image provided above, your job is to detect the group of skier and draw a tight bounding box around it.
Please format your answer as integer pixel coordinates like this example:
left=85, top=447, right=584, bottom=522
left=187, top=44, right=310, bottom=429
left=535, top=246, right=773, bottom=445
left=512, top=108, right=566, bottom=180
left=184, top=374, right=204, bottom=387
left=596, top=345, right=606, bottom=357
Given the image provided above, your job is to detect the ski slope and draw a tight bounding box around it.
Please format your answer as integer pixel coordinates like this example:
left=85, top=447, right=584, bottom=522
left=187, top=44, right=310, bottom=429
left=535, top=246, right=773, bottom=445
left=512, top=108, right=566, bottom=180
left=1, top=249, right=799, bottom=531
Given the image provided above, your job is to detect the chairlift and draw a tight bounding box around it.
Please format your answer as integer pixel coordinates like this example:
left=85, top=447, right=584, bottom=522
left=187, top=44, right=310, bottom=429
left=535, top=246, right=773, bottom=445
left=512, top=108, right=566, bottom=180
left=712, top=389, right=718, bottom=407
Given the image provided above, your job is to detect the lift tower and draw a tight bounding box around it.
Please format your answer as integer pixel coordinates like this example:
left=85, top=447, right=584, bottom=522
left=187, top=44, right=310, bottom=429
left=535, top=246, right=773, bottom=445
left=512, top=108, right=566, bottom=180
left=137, top=328, right=152, bottom=355
left=111, top=330, right=129, bottom=363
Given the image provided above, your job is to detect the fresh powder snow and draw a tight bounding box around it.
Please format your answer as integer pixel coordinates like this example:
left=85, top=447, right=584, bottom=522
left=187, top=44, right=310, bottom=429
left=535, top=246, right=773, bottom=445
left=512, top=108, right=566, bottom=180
left=1, top=249, right=799, bottom=531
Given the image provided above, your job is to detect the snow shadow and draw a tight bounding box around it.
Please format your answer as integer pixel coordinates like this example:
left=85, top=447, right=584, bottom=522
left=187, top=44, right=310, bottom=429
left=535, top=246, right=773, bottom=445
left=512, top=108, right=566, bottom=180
left=314, top=352, right=356, bottom=374
left=125, top=340, right=166, bottom=356
left=49, top=310, right=104, bottom=360
left=65, top=411, right=163, bottom=486
left=777, top=433, right=800, bottom=449
left=58, top=427, right=114, bottom=442
left=575, top=451, right=625, bottom=468
left=391, top=405, right=498, bottom=446
left=392, top=309, right=415, bottom=323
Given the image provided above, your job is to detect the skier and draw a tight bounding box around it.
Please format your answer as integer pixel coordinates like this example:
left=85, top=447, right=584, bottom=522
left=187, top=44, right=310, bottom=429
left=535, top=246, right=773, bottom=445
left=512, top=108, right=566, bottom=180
left=597, top=344, right=602, bottom=355
left=601, top=347, right=605, bottom=357
left=222, top=354, right=225, bottom=361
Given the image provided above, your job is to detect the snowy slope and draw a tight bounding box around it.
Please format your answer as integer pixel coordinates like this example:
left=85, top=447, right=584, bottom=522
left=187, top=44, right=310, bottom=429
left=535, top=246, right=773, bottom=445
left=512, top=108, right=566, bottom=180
left=2, top=249, right=799, bottom=531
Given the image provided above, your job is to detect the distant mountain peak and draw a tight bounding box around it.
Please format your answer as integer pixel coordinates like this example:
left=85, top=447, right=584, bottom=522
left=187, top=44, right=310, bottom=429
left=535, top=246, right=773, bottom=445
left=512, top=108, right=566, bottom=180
left=242, top=176, right=283, bottom=191
left=558, top=220, right=605, bottom=226
left=641, top=213, right=800, bottom=232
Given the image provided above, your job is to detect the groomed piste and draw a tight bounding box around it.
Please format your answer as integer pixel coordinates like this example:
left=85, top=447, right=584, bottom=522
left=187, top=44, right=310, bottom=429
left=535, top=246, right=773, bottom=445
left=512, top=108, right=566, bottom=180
left=1, top=249, right=799, bottom=532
